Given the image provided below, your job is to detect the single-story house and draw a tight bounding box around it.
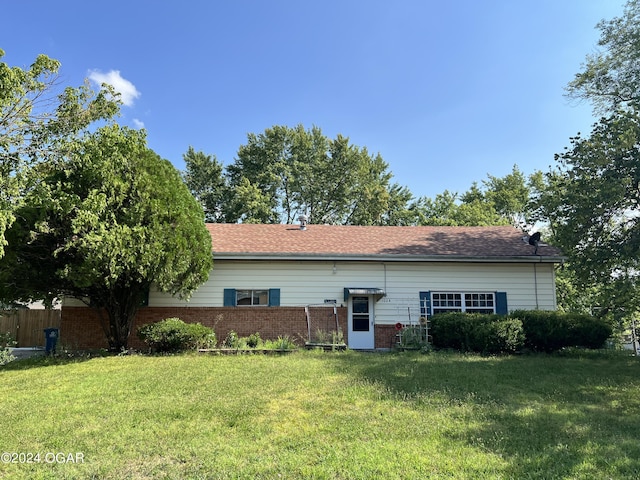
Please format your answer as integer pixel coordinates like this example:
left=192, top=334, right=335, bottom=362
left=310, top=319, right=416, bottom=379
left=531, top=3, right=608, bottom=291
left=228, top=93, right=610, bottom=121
left=61, top=223, right=564, bottom=350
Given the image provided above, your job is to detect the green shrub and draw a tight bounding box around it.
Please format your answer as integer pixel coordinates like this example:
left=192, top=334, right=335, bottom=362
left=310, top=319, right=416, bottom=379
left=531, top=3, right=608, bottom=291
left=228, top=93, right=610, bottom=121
left=568, top=314, right=613, bottom=349
left=0, top=331, right=16, bottom=348
left=137, top=318, right=217, bottom=353
left=511, top=310, right=566, bottom=352
left=222, top=330, right=246, bottom=349
left=480, top=318, right=525, bottom=354
left=430, top=313, right=524, bottom=354
left=512, top=310, right=612, bottom=352
left=246, top=332, right=263, bottom=348
left=430, top=313, right=474, bottom=351
left=0, top=347, right=15, bottom=365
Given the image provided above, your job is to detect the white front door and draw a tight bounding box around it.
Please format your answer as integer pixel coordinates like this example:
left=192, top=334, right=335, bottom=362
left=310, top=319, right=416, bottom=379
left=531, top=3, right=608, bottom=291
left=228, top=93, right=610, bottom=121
left=348, top=295, right=375, bottom=349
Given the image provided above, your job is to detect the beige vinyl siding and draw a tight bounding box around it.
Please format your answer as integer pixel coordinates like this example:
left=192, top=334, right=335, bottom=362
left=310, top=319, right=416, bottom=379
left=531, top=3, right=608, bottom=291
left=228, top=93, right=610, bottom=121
left=149, top=259, right=557, bottom=323
left=61, top=297, right=87, bottom=307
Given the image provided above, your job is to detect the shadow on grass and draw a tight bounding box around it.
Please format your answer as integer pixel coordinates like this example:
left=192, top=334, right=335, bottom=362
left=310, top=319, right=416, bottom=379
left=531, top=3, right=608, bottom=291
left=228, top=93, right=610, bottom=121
left=0, top=351, right=110, bottom=371
left=325, top=350, right=640, bottom=479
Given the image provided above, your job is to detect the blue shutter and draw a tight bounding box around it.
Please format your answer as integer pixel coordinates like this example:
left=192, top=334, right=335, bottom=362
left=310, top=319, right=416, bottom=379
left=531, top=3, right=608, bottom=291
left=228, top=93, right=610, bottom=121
left=495, top=291, right=508, bottom=315
left=344, top=288, right=350, bottom=302
left=268, top=288, right=281, bottom=306
left=419, top=291, right=432, bottom=317
left=223, top=289, right=236, bottom=307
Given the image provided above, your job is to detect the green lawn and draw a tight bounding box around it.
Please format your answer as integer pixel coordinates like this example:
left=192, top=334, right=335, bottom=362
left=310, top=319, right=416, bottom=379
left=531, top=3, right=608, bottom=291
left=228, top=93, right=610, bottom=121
left=1, top=350, right=639, bottom=479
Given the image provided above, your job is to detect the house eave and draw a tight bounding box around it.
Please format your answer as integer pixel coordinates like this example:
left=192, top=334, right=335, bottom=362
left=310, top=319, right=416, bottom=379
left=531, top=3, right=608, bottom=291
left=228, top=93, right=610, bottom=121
left=213, top=252, right=565, bottom=263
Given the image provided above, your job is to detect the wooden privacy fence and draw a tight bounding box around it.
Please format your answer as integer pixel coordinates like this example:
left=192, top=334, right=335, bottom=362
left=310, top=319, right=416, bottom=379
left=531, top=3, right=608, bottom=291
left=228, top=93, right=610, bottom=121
left=0, top=310, right=61, bottom=347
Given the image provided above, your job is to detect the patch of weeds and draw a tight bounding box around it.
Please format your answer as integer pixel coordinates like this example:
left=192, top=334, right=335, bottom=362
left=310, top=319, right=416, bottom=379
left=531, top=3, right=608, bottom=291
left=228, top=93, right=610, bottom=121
left=264, top=335, right=297, bottom=350
left=397, top=325, right=430, bottom=351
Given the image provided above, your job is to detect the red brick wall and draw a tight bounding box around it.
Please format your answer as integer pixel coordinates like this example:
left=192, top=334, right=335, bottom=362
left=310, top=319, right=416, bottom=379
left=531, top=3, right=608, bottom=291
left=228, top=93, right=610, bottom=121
left=61, top=306, right=349, bottom=350
left=375, top=324, right=399, bottom=349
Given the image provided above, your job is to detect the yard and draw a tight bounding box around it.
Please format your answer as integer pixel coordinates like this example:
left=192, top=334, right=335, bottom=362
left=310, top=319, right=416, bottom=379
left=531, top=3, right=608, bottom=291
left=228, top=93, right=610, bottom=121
left=1, top=350, right=639, bottom=479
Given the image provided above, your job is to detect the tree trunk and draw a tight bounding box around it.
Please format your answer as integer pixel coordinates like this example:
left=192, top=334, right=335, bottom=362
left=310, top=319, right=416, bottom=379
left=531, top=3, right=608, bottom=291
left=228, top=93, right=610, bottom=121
left=100, top=284, right=146, bottom=351
left=106, top=306, right=137, bottom=351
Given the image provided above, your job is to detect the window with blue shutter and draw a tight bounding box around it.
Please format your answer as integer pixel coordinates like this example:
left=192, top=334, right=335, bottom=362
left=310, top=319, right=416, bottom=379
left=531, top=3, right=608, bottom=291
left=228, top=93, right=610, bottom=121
left=224, top=288, right=281, bottom=306
left=423, top=291, right=507, bottom=315
left=419, top=291, right=431, bottom=317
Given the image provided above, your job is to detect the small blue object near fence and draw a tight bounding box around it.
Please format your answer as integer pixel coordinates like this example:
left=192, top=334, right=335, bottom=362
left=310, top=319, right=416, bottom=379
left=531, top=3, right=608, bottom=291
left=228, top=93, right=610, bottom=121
left=43, top=328, right=59, bottom=355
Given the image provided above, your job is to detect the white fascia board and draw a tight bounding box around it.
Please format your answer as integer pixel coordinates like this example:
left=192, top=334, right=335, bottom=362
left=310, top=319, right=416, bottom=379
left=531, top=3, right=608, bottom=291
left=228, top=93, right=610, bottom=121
left=212, top=253, right=566, bottom=264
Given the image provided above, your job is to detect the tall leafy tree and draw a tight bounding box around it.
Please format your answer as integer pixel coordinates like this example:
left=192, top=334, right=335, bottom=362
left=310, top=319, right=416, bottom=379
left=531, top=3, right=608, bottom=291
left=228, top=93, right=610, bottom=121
left=290, top=130, right=354, bottom=224
left=483, top=165, right=535, bottom=228
left=536, top=111, right=640, bottom=323
left=182, top=146, right=227, bottom=222
left=415, top=166, right=539, bottom=227
left=0, top=125, right=212, bottom=350
left=567, top=0, right=640, bottom=115
left=0, top=49, right=118, bottom=257
left=226, top=124, right=415, bottom=225
left=225, top=176, right=275, bottom=224
left=417, top=190, right=461, bottom=226
left=379, top=183, right=421, bottom=226
left=536, top=0, right=640, bottom=324
left=226, top=125, right=291, bottom=223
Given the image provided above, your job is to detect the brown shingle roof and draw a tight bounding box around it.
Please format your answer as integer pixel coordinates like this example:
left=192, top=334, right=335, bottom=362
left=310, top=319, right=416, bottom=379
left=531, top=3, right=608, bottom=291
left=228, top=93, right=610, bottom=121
left=206, top=224, right=564, bottom=261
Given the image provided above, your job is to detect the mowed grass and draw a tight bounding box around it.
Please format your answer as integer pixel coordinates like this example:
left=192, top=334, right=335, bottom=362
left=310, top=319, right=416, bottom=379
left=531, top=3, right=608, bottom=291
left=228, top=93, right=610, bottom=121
left=1, top=350, right=639, bottom=479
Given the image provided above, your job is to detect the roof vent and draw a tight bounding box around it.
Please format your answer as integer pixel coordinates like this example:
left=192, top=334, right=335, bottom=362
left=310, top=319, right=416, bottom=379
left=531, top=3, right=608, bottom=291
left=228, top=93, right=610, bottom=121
left=298, top=214, right=308, bottom=230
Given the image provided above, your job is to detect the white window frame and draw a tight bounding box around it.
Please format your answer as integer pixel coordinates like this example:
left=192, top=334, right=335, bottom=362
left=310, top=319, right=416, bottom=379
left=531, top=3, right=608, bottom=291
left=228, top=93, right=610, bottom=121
left=432, top=292, right=496, bottom=315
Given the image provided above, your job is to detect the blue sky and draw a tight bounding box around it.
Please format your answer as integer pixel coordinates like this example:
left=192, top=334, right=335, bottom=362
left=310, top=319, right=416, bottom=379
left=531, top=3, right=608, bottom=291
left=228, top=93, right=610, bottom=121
left=1, top=0, right=624, bottom=199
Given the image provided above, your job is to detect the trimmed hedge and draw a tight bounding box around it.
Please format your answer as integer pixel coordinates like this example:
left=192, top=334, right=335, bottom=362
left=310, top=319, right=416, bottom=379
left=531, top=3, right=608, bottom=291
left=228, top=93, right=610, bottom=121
left=431, top=310, right=611, bottom=354
left=510, top=310, right=612, bottom=352
left=137, top=318, right=217, bottom=352
left=430, top=313, right=524, bottom=354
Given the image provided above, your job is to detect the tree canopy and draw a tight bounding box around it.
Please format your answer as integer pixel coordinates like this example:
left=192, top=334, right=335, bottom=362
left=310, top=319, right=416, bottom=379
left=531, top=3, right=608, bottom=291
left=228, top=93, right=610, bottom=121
left=184, top=126, right=538, bottom=228
left=0, top=48, right=118, bottom=257
left=222, top=125, right=416, bottom=225
left=536, top=110, right=640, bottom=323
left=536, top=0, right=640, bottom=325
left=567, top=0, right=640, bottom=115
left=413, top=166, right=540, bottom=228
left=182, top=146, right=226, bottom=222
left=0, top=125, right=213, bottom=350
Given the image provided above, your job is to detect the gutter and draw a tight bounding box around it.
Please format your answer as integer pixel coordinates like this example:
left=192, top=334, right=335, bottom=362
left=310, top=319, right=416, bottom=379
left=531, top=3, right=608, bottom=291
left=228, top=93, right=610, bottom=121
left=212, top=252, right=566, bottom=264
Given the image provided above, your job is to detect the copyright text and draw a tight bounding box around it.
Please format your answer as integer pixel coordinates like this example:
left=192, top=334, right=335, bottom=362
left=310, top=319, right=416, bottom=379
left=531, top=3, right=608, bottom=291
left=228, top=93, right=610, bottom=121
left=1, top=452, right=84, bottom=464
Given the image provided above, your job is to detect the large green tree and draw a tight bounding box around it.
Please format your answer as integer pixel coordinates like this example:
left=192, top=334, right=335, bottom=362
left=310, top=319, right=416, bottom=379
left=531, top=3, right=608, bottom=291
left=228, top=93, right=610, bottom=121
left=0, top=48, right=118, bottom=257
left=567, top=0, right=640, bottom=114
left=182, top=146, right=227, bottom=222
left=225, top=124, right=417, bottom=225
left=536, top=0, right=640, bottom=325
left=537, top=111, right=640, bottom=324
left=415, top=166, right=540, bottom=228
left=0, top=125, right=213, bottom=350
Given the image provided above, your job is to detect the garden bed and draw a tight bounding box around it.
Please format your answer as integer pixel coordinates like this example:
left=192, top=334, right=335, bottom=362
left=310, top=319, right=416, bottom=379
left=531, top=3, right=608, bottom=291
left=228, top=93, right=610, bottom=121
left=304, top=342, right=347, bottom=351
left=198, top=348, right=296, bottom=355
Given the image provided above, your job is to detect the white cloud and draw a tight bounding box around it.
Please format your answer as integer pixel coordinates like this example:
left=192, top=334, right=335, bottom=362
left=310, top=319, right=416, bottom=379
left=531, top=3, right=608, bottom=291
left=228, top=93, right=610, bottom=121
left=88, top=69, right=140, bottom=107
left=132, top=118, right=145, bottom=129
